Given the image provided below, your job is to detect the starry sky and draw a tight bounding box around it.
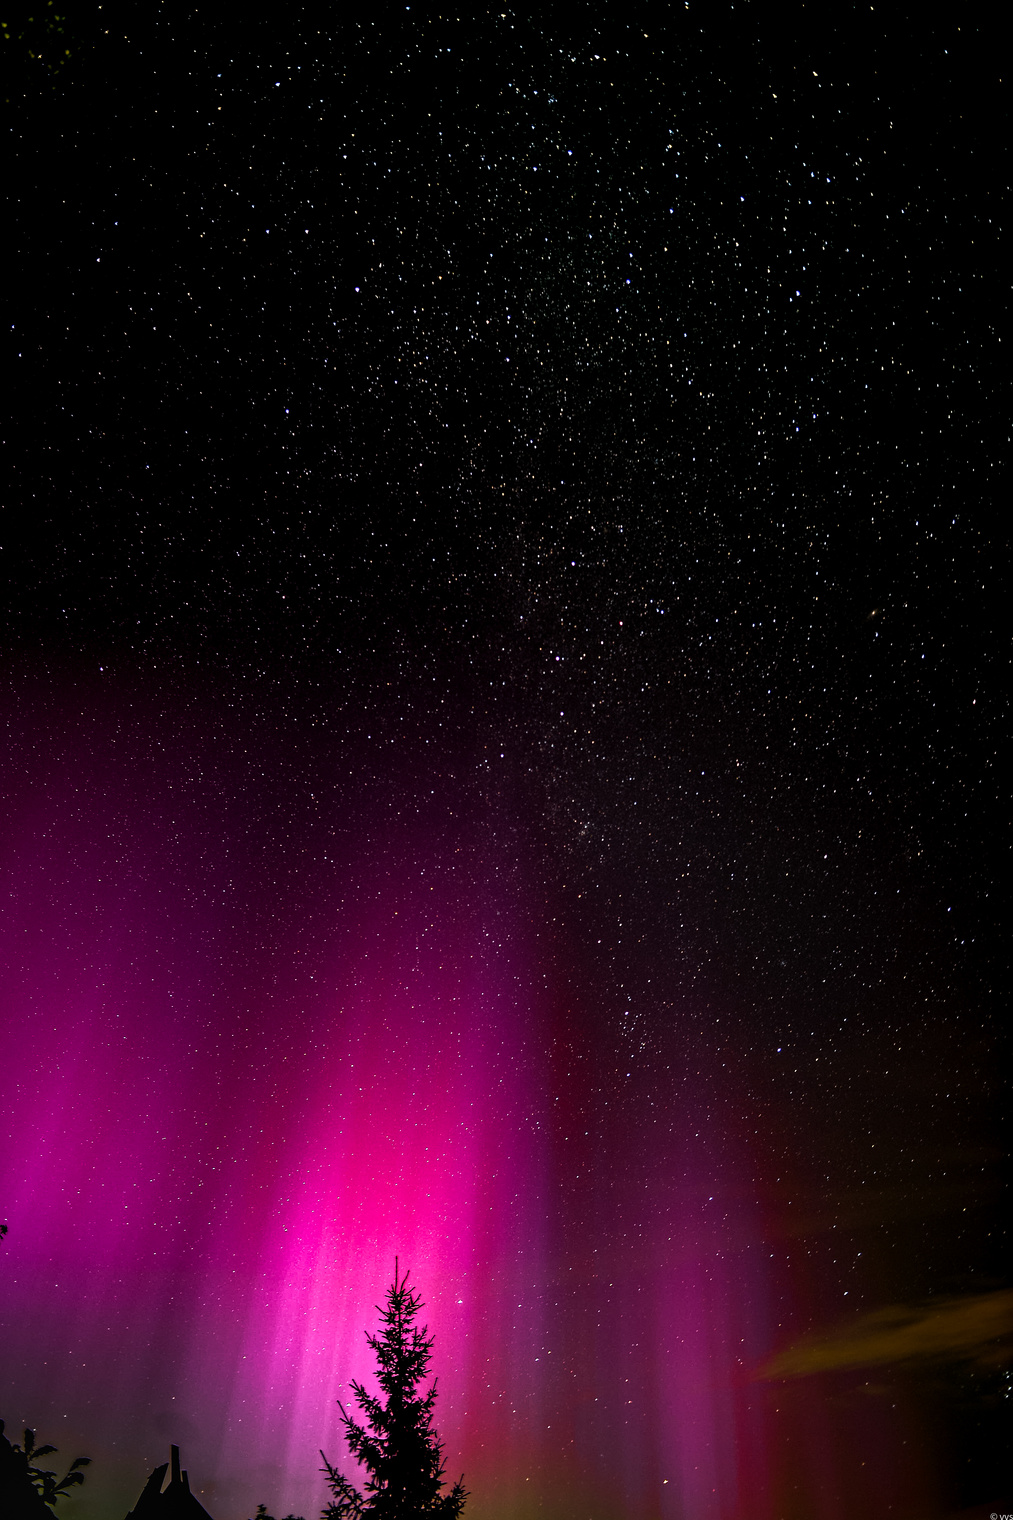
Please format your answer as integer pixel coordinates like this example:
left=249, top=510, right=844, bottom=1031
left=2, top=5, right=1005, bottom=1518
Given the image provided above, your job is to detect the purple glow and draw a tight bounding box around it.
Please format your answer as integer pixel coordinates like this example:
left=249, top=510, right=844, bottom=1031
left=0, top=702, right=938, bottom=1518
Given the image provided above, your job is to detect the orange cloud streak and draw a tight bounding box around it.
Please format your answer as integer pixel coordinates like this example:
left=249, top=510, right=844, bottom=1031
left=759, top=1290, right=1013, bottom=1379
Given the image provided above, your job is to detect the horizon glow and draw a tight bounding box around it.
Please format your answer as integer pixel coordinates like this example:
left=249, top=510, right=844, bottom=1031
left=0, top=703, right=936, bottom=1519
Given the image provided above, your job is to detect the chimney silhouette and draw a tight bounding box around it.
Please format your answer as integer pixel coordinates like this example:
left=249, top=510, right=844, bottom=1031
left=123, top=1444, right=214, bottom=1519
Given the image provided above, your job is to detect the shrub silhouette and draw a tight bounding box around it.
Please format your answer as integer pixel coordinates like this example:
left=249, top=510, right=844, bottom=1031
left=0, top=1420, right=90, bottom=1513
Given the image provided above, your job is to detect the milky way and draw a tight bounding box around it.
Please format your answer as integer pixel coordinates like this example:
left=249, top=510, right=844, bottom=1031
left=2, top=7, right=1002, bottom=1518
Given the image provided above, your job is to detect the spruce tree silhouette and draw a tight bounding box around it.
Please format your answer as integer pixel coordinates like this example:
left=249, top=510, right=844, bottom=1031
left=319, top=1262, right=466, bottom=1519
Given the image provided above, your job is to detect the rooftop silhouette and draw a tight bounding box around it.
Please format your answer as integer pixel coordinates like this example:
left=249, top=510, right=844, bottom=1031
left=125, top=1445, right=215, bottom=1520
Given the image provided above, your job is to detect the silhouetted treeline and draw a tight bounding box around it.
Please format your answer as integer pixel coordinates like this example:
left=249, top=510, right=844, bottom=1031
left=2, top=1260, right=463, bottom=1519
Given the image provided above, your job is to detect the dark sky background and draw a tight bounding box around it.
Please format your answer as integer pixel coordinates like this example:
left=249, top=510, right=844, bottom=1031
left=2, top=6, right=1005, bottom=1519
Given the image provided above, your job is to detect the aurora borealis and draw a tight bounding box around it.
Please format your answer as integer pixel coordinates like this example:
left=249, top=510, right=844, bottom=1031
left=2, top=6, right=1004, bottom=1518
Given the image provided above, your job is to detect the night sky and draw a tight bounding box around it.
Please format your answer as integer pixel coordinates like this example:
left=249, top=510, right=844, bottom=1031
left=2, top=6, right=1006, bottom=1519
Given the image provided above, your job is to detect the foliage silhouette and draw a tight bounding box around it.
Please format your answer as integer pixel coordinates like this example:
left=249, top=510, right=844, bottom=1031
left=0, top=1420, right=90, bottom=1510
left=320, top=1262, right=466, bottom=1519
left=1, top=0, right=78, bottom=94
